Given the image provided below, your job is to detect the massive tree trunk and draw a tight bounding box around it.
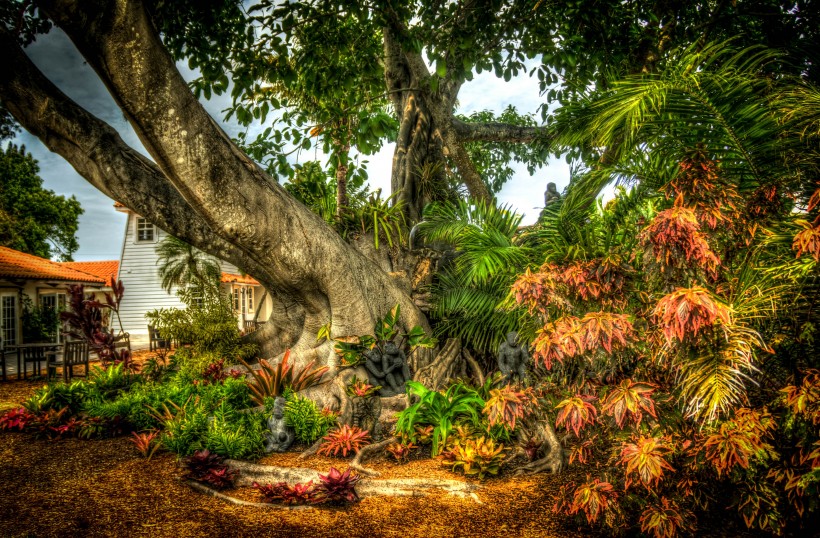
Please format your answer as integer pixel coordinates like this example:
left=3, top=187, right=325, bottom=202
left=382, top=24, right=544, bottom=220
left=0, top=0, right=428, bottom=370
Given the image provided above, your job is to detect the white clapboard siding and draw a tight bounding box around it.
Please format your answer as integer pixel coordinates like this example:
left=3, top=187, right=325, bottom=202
left=116, top=213, right=186, bottom=337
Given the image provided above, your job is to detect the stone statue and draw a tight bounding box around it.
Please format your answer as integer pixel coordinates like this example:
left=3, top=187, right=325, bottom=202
left=497, top=331, right=529, bottom=385
left=264, top=396, right=295, bottom=453
left=544, top=182, right=560, bottom=206
left=351, top=393, right=383, bottom=441
left=365, top=342, right=410, bottom=397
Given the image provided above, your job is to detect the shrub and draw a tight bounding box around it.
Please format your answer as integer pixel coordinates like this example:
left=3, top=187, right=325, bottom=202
left=395, top=380, right=485, bottom=456
left=181, top=449, right=237, bottom=490
left=203, top=405, right=266, bottom=460
left=482, top=385, right=536, bottom=431
left=315, top=467, right=360, bottom=504
left=284, top=393, right=338, bottom=444
left=253, top=481, right=317, bottom=505
left=318, top=425, right=370, bottom=457
left=130, top=430, right=161, bottom=459
left=387, top=441, right=417, bottom=462
left=0, top=407, right=35, bottom=431
left=441, top=436, right=506, bottom=479
left=240, top=350, right=329, bottom=406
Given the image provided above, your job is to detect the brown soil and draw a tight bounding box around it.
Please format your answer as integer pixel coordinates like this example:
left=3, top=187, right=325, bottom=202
left=0, top=378, right=767, bottom=538
left=0, top=379, right=593, bottom=538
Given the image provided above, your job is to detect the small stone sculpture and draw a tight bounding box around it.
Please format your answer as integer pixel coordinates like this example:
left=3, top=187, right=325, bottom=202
left=497, top=331, right=529, bottom=385
left=365, top=342, right=411, bottom=397
left=351, top=393, right=383, bottom=440
left=264, top=396, right=295, bottom=453
left=544, top=182, right=560, bottom=206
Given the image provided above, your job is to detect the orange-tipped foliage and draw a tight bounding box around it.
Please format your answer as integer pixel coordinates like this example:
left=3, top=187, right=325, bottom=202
left=568, top=437, right=596, bottom=465
left=703, top=408, right=775, bottom=476
left=781, top=369, right=820, bottom=425
left=640, top=206, right=721, bottom=276
left=666, top=156, right=742, bottom=230
left=555, top=395, right=598, bottom=437
left=792, top=221, right=820, bottom=261
left=241, top=350, right=329, bottom=406
left=568, top=477, right=618, bottom=525
left=482, top=385, right=537, bottom=430
left=601, top=379, right=659, bottom=429
left=639, top=497, right=692, bottom=538
left=511, top=265, right=568, bottom=315
left=317, top=424, right=371, bottom=457
left=129, top=430, right=160, bottom=459
left=619, top=435, right=675, bottom=490
left=653, top=286, right=731, bottom=345
left=532, top=313, right=634, bottom=369
left=386, top=441, right=417, bottom=462
left=578, top=312, right=634, bottom=354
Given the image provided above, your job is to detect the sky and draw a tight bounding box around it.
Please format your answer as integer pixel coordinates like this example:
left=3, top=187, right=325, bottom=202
left=11, top=28, right=570, bottom=262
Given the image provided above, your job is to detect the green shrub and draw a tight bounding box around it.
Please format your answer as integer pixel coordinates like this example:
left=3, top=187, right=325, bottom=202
left=89, top=363, right=138, bottom=398
left=23, top=381, right=89, bottom=415
left=204, top=404, right=266, bottom=459
left=284, top=393, right=338, bottom=444
left=395, top=380, right=485, bottom=456
left=161, top=404, right=209, bottom=456
left=146, top=286, right=257, bottom=361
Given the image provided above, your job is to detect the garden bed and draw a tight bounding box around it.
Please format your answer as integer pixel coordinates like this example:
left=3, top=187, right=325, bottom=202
left=0, top=377, right=587, bottom=537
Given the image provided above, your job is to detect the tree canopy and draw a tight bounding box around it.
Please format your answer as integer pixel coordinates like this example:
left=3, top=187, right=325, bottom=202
left=0, top=142, right=83, bottom=261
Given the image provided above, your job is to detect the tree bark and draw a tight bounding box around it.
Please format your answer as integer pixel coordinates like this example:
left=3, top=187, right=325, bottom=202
left=1, top=0, right=428, bottom=368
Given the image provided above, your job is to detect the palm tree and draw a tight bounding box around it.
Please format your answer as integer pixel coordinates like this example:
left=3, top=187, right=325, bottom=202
left=155, top=235, right=221, bottom=295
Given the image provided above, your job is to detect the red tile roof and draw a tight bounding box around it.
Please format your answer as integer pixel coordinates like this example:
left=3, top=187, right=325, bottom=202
left=62, top=261, right=119, bottom=285
left=221, top=272, right=260, bottom=286
left=0, top=246, right=107, bottom=284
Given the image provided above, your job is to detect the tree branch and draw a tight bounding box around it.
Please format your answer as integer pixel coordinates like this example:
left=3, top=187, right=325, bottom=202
left=451, top=118, right=550, bottom=144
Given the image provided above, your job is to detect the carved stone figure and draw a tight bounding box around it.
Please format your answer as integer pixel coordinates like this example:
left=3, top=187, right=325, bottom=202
left=365, top=342, right=411, bottom=397
left=351, top=394, right=383, bottom=440
left=264, top=396, right=295, bottom=453
left=497, top=331, right=529, bottom=385
left=544, top=182, right=560, bottom=206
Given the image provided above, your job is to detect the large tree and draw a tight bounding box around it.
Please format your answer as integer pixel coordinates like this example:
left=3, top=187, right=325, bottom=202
left=0, top=142, right=83, bottom=260
left=0, top=0, right=426, bottom=369
left=0, top=0, right=815, bottom=367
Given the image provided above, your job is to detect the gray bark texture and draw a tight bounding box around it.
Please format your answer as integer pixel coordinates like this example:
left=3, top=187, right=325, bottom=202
left=0, top=0, right=427, bottom=370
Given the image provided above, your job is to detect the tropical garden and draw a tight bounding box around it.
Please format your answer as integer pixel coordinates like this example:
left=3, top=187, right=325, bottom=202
left=1, top=0, right=819, bottom=536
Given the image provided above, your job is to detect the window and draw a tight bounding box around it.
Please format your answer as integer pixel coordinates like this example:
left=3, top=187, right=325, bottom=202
left=232, top=288, right=240, bottom=311
left=39, top=293, right=66, bottom=343
left=136, top=217, right=155, bottom=242
left=1, top=295, right=17, bottom=346
left=247, top=287, right=254, bottom=313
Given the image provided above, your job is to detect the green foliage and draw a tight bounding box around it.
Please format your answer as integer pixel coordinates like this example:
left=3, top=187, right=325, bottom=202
left=395, top=381, right=485, bottom=456
left=146, top=285, right=256, bottom=361
left=284, top=393, right=337, bottom=445
left=0, top=143, right=83, bottom=260
left=458, top=106, right=546, bottom=195
left=204, top=403, right=266, bottom=459
left=20, top=296, right=61, bottom=343
left=155, top=234, right=221, bottom=294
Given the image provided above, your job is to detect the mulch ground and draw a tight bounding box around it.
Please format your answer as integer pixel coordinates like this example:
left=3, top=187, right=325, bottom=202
left=0, top=376, right=770, bottom=538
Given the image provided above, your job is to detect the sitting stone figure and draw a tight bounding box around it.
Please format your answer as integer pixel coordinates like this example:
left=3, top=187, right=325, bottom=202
left=365, top=342, right=411, bottom=397
left=497, top=331, right=529, bottom=385
left=264, top=396, right=295, bottom=453
left=544, top=182, right=560, bottom=206
left=539, top=182, right=561, bottom=221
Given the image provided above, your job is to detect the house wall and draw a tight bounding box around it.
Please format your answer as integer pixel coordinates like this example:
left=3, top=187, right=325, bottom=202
left=0, top=281, right=107, bottom=346
left=116, top=212, right=186, bottom=341
left=116, top=210, right=273, bottom=344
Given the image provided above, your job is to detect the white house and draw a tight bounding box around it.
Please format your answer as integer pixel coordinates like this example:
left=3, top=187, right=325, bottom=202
left=114, top=203, right=272, bottom=345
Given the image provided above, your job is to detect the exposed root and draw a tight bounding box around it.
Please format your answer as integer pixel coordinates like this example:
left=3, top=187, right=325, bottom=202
left=349, top=436, right=397, bottom=477
left=462, top=348, right=485, bottom=386
left=224, top=460, right=482, bottom=503
left=515, top=445, right=564, bottom=475
left=299, top=438, right=323, bottom=460
left=184, top=479, right=312, bottom=510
